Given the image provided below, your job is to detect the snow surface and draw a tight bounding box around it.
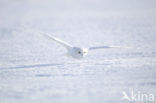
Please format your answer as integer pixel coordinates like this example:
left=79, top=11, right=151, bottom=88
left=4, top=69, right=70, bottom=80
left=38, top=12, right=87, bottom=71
left=0, top=0, right=156, bottom=103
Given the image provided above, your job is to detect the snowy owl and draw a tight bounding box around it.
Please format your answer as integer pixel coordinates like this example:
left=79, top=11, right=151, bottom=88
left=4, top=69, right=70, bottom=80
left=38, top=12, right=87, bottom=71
left=41, top=32, right=129, bottom=59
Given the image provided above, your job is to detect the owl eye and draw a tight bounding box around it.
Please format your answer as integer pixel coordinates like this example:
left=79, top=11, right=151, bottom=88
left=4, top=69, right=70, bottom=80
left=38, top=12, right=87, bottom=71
left=78, top=51, right=81, bottom=54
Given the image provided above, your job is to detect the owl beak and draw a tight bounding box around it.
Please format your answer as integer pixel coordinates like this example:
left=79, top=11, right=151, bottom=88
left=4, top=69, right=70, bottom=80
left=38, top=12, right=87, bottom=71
left=81, top=53, right=84, bottom=56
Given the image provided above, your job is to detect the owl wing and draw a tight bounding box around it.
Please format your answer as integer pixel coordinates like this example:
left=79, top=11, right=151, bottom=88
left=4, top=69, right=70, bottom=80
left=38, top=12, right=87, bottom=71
left=89, top=46, right=131, bottom=50
left=40, top=32, right=73, bottom=49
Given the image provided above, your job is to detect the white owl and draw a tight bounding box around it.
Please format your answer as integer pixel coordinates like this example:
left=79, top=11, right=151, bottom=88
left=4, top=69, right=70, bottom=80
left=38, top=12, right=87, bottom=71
left=41, top=32, right=130, bottom=59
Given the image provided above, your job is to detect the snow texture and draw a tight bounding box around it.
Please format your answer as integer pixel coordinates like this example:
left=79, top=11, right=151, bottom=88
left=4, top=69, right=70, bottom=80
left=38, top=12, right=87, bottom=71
left=0, top=0, right=156, bottom=103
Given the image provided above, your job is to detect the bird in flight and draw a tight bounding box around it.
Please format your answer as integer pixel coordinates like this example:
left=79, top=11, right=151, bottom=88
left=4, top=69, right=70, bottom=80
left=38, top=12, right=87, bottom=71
left=40, top=32, right=130, bottom=59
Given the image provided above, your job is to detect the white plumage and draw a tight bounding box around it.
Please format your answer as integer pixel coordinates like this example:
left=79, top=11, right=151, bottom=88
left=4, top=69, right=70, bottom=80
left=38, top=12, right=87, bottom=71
left=41, top=32, right=130, bottom=59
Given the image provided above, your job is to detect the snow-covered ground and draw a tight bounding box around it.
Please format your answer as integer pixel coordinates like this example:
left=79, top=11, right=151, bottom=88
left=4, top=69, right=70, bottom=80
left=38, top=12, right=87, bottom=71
left=0, top=0, right=156, bottom=103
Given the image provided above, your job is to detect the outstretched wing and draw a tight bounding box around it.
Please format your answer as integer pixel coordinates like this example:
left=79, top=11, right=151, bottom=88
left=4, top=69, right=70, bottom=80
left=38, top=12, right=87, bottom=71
left=89, top=46, right=131, bottom=50
left=40, top=32, right=73, bottom=49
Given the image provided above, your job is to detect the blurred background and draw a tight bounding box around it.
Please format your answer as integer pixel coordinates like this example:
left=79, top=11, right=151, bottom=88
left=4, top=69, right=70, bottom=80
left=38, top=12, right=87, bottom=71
left=0, top=0, right=156, bottom=103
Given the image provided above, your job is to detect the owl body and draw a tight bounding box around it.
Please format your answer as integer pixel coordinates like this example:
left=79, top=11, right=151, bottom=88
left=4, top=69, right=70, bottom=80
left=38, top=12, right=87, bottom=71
left=68, top=47, right=88, bottom=59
